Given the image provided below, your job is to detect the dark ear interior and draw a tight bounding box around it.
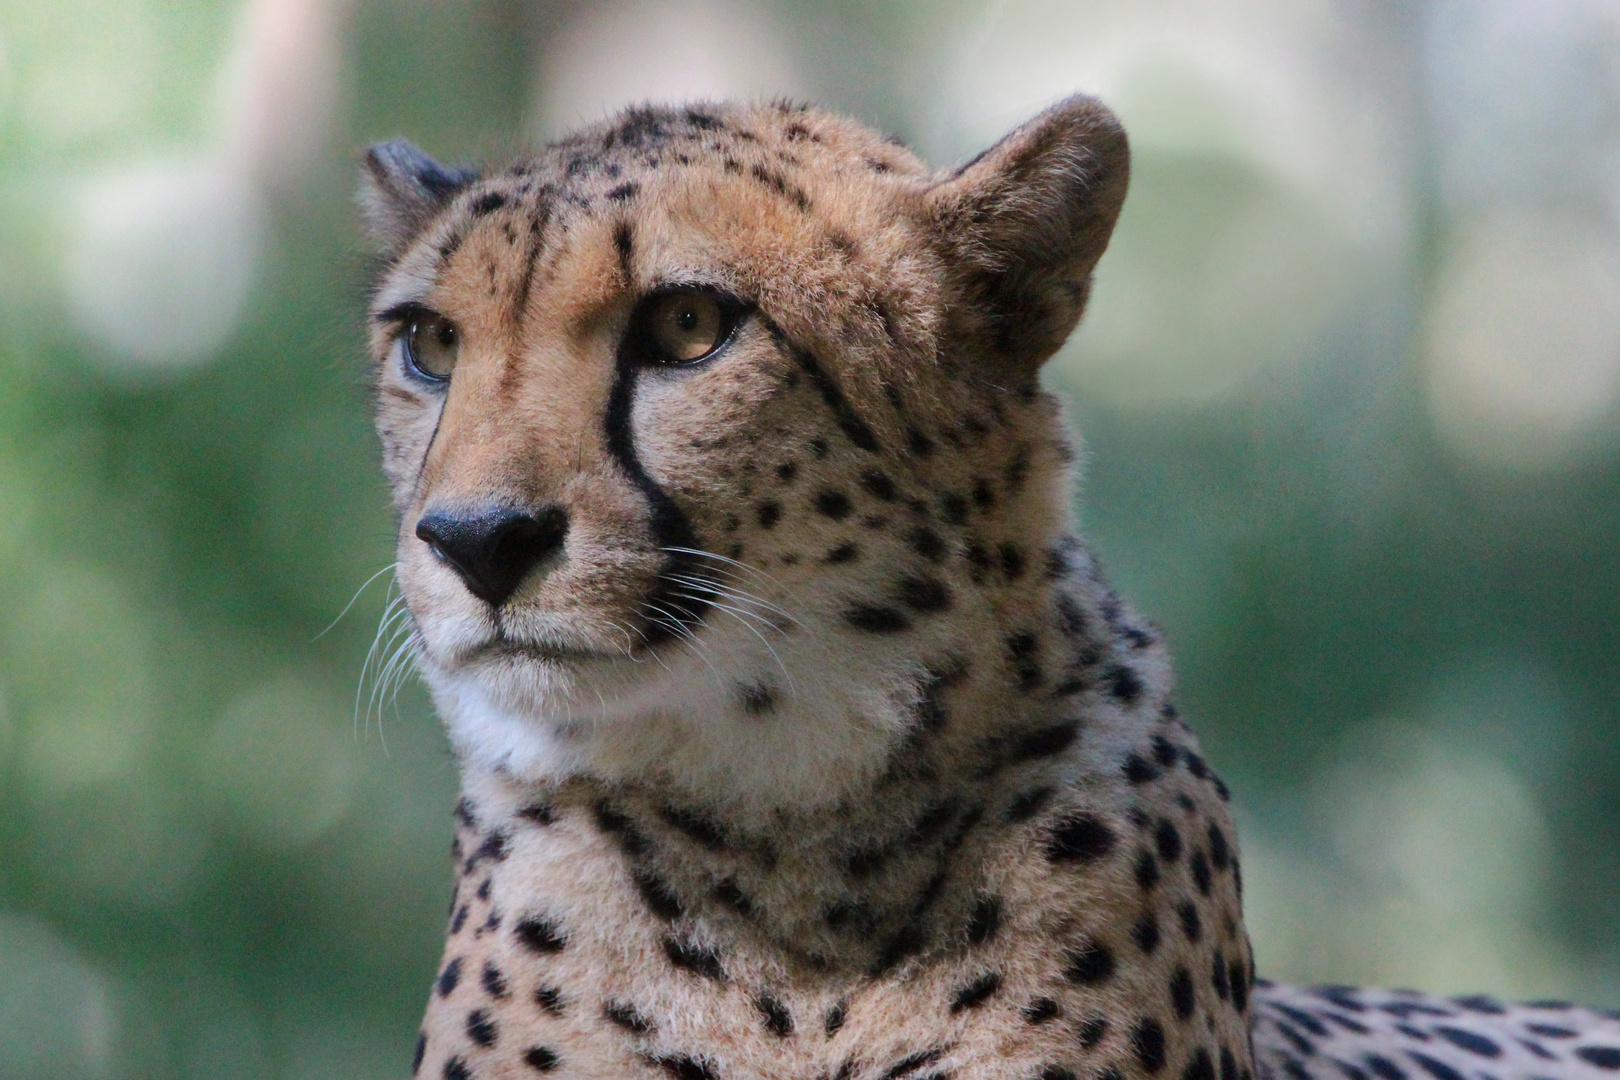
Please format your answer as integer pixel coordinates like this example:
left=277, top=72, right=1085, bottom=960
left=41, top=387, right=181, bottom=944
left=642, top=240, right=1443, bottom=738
left=359, top=140, right=479, bottom=257
left=927, top=94, right=1130, bottom=375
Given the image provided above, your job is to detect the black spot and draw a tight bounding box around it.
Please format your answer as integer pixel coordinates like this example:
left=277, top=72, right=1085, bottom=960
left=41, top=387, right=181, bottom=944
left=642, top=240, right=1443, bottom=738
left=606, top=181, right=640, bottom=202
left=475, top=879, right=491, bottom=901
left=1048, top=814, right=1116, bottom=863
left=470, top=191, right=507, bottom=216
left=899, top=575, right=951, bottom=613
left=825, top=1000, right=847, bottom=1037
left=1364, top=1055, right=1408, bottom=1080
left=1041, top=1068, right=1078, bottom=1080
left=1527, top=1025, right=1579, bottom=1039
left=964, top=543, right=995, bottom=581
left=738, top=683, right=777, bottom=716
left=593, top=800, right=647, bottom=854
left=846, top=605, right=911, bottom=633
left=1408, top=1053, right=1469, bottom=1080
left=1184, top=1049, right=1216, bottom=1080
left=1434, top=1028, right=1502, bottom=1058
left=1007, top=787, right=1053, bottom=822
left=1000, top=544, right=1026, bottom=579
left=1211, top=952, right=1229, bottom=999
left=654, top=1054, right=718, bottom=1080
left=535, top=985, right=564, bottom=1014
left=869, top=924, right=926, bottom=975
left=1133, top=911, right=1161, bottom=954
left=523, top=1046, right=559, bottom=1072
left=1184, top=753, right=1210, bottom=779
left=413, top=1032, right=426, bottom=1074
left=661, top=804, right=728, bottom=848
left=1208, top=823, right=1231, bottom=870
left=860, top=470, right=898, bottom=501
left=1170, top=968, right=1196, bottom=1018
left=714, top=879, right=753, bottom=915
left=664, top=937, right=726, bottom=982
left=1123, top=754, right=1161, bottom=784
left=1151, top=735, right=1179, bottom=767
left=1450, top=994, right=1506, bottom=1015
left=1221, top=1048, right=1239, bottom=1080
left=1106, top=665, right=1144, bottom=704
left=1190, top=850, right=1213, bottom=894
left=756, top=994, right=794, bottom=1036
left=909, top=527, right=947, bottom=562
left=1155, top=819, right=1183, bottom=862
left=1275, top=1022, right=1314, bottom=1056
left=1382, top=1001, right=1456, bottom=1019
left=948, top=971, right=1002, bottom=1013
left=437, top=957, right=463, bottom=997
left=633, top=869, right=685, bottom=920
left=881, top=1048, right=945, bottom=1080
left=1136, top=851, right=1162, bottom=890
left=1023, top=997, right=1060, bottom=1024
left=450, top=904, right=468, bottom=934
left=1080, top=1015, right=1109, bottom=1047
left=1576, top=1048, right=1620, bottom=1070
left=514, top=916, right=566, bottom=953
left=1271, top=1004, right=1330, bottom=1037
left=814, top=489, right=854, bottom=519
left=466, top=1009, right=498, bottom=1047
left=757, top=500, right=782, bottom=528
left=907, top=427, right=935, bottom=456
left=604, top=1000, right=651, bottom=1034
left=1065, top=941, right=1117, bottom=985
left=518, top=801, right=555, bottom=825
left=775, top=461, right=798, bottom=482
left=826, top=542, right=859, bottom=564
left=1177, top=900, right=1201, bottom=941
left=966, top=895, right=1001, bottom=944
left=444, top=1058, right=471, bottom=1080
left=1006, top=631, right=1043, bottom=692
left=1133, top=1019, right=1168, bottom=1074
left=480, top=961, right=508, bottom=999
left=1229, top=961, right=1249, bottom=1011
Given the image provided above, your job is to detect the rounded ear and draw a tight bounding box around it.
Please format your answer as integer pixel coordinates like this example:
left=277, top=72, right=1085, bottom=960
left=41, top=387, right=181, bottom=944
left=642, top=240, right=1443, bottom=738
left=926, top=95, right=1130, bottom=375
left=359, top=140, right=479, bottom=257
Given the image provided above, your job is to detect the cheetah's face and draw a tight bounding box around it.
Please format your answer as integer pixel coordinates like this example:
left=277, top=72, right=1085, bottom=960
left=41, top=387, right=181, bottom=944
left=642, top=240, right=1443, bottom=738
left=361, top=101, right=1127, bottom=788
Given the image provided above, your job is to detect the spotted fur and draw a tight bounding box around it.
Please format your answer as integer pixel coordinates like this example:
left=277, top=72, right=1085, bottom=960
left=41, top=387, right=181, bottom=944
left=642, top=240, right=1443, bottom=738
left=359, top=98, right=1620, bottom=1080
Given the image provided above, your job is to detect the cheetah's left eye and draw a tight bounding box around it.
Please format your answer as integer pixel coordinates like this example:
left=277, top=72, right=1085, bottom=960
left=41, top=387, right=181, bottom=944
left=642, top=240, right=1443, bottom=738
left=635, top=289, right=743, bottom=365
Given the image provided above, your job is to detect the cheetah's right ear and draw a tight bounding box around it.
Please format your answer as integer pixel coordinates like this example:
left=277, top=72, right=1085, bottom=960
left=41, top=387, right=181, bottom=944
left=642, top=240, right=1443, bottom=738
left=359, top=140, right=479, bottom=257
left=926, top=95, right=1129, bottom=376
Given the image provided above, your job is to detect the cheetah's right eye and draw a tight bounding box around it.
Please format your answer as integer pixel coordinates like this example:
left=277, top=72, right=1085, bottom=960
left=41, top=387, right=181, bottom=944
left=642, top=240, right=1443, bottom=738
left=403, top=311, right=460, bottom=380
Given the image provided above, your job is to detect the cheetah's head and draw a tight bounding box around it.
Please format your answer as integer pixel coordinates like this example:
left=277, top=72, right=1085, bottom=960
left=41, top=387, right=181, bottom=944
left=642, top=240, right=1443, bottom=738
left=360, top=98, right=1128, bottom=805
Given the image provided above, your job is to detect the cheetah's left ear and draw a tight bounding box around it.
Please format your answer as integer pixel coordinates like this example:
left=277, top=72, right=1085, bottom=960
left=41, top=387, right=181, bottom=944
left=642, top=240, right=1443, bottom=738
left=927, top=94, right=1129, bottom=374
left=359, top=140, right=480, bottom=258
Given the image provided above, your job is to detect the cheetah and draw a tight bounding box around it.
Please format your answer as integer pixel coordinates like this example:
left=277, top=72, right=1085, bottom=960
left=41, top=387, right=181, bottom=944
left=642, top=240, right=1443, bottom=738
left=358, top=96, right=1620, bottom=1080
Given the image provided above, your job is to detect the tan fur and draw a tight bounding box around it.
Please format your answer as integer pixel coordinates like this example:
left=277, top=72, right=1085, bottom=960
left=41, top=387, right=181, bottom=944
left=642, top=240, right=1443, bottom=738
left=359, top=100, right=1620, bottom=1080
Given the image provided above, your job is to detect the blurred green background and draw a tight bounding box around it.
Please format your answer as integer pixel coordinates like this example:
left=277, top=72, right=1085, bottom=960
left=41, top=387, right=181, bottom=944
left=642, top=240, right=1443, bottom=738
left=0, top=0, right=1616, bottom=1075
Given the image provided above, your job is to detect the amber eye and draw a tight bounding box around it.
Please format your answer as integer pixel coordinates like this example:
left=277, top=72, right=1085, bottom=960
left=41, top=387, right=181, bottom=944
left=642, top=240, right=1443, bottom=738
left=643, top=290, right=735, bottom=364
left=404, top=311, right=459, bottom=380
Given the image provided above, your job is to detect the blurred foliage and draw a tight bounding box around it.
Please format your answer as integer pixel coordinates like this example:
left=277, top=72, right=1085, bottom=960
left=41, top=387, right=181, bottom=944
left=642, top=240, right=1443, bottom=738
left=0, top=0, right=1616, bottom=1076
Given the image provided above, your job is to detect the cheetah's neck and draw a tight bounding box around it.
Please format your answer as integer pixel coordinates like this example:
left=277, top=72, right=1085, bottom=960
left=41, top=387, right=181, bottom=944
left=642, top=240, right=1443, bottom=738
left=451, top=545, right=1183, bottom=974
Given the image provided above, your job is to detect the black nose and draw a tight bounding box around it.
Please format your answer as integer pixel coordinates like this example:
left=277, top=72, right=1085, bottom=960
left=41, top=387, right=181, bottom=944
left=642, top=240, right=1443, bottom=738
left=414, top=505, right=569, bottom=607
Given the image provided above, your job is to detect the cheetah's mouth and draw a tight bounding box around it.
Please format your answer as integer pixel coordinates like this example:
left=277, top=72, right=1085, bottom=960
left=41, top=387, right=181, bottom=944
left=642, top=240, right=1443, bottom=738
left=459, top=634, right=615, bottom=666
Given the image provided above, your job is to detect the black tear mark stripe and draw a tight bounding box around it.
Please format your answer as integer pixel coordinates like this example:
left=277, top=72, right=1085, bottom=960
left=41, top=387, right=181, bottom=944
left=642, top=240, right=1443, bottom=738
left=764, top=319, right=881, bottom=453
left=605, top=226, right=712, bottom=645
